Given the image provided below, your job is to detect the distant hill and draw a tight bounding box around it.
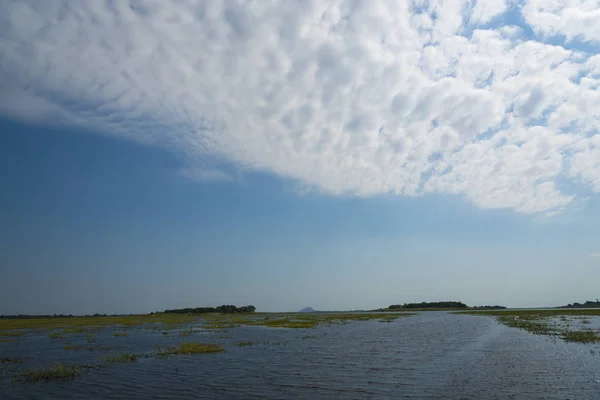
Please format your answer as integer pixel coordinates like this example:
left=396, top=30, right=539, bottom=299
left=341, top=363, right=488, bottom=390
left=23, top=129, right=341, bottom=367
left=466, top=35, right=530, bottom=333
left=299, top=307, right=315, bottom=312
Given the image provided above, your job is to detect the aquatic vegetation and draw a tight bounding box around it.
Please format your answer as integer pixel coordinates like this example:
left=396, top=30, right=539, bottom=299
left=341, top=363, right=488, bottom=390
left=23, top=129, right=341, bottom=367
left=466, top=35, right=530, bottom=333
left=0, top=313, right=203, bottom=335
left=1, top=357, right=24, bottom=364
left=113, top=331, right=129, bottom=337
left=255, top=313, right=412, bottom=328
left=581, top=319, right=592, bottom=324
left=104, top=353, right=138, bottom=364
left=300, top=335, right=316, bottom=339
left=159, top=342, right=224, bottom=355
left=561, top=331, right=600, bottom=343
left=179, top=328, right=194, bottom=337
left=25, top=363, right=79, bottom=381
left=457, top=309, right=600, bottom=344
left=0, top=331, right=26, bottom=338
left=48, top=331, right=66, bottom=339
left=456, top=309, right=600, bottom=317
left=87, top=335, right=96, bottom=343
left=62, top=327, right=87, bottom=334
left=235, top=341, right=258, bottom=347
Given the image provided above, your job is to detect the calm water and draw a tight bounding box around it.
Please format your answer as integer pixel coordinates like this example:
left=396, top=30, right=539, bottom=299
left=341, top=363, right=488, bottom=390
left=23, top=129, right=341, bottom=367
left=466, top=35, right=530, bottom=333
left=2, top=312, right=600, bottom=399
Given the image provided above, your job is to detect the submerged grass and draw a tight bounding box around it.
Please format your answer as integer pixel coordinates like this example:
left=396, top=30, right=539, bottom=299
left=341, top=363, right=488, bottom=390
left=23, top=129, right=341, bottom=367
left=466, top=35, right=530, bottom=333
left=456, top=309, right=600, bottom=344
left=104, top=353, right=139, bottom=364
left=159, top=342, right=224, bottom=356
left=0, top=313, right=203, bottom=335
left=25, top=363, right=79, bottom=381
left=235, top=341, right=258, bottom=347
left=219, top=312, right=414, bottom=329
left=562, top=330, right=600, bottom=343
left=48, top=331, right=66, bottom=340
left=1, top=357, right=24, bottom=364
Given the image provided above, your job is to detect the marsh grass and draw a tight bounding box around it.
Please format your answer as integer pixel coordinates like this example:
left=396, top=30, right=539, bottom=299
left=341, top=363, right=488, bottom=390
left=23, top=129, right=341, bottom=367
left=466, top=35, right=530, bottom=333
left=457, top=309, right=600, bottom=344
left=241, top=313, right=413, bottom=329
left=235, top=341, right=258, bottom=347
left=0, top=331, right=26, bottom=338
left=0, top=313, right=202, bottom=335
left=48, top=331, right=66, bottom=340
left=562, top=331, right=600, bottom=343
left=103, top=353, right=138, bottom=364
left=25, top=363, right=79, bottom=381
left=179, top=328, right=194, bottom=337
left=159, top=342, right=224, bottom=356
left=1, top=357, right=24, bottom=364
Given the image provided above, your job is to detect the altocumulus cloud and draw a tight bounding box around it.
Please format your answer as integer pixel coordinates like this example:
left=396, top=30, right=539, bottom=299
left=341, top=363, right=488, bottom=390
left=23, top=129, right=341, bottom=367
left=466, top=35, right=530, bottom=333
left=1, top=0, right=599, bottom=214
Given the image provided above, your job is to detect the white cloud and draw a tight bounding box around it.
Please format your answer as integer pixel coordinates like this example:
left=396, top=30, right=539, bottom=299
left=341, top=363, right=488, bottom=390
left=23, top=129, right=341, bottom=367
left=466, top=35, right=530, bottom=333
left=589, top=253, right=600, bottom=257
left=0, top=1, right=599, bottom=214
left=522, top=0, right=600, bottom=43
left=179, top=168, right=235, bottom=183
left=470, top=0, right=508, bottom=25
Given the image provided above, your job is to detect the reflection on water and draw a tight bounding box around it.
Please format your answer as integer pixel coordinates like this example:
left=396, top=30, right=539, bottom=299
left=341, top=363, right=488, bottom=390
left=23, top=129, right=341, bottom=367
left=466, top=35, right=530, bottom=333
left=2, top=312, right=600, bottom=399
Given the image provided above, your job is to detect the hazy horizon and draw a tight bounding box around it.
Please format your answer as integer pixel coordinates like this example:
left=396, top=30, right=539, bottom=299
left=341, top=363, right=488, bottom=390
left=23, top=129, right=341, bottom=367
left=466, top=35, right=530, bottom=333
left=1, top=1, right=600, bottom=315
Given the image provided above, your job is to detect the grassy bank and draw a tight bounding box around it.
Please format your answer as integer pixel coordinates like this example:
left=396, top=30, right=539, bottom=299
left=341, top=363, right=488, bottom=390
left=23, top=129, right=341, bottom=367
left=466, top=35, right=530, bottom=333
left=455, top=309, right=600, bottom=343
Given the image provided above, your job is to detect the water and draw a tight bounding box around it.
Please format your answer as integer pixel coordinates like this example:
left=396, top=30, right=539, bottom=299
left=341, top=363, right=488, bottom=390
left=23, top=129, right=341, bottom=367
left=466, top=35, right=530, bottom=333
left=2, top=312, right=600, bottom=399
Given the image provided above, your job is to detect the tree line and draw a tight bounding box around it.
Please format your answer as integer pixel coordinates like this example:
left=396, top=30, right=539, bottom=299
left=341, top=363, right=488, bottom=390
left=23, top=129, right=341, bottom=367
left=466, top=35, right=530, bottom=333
left=388, top=301, right=469, bottom=309
left=163, top=305, right=256, bottom=314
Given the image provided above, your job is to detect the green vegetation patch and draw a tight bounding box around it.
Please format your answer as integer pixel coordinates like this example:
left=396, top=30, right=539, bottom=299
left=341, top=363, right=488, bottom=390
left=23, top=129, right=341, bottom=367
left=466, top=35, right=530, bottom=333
left=1, top=357, right=24, bottom=364
left=561, top=331, right=600, bottom=343
left=235, top=341, right=258, bottom=347
left=456, top=309, right=600, bottom=344
left=48, top=331, right=66, bottom=340
left=232, top=312, right=414, bottom=329
left=0, top=313, right=203, bottom=335
left=160, top=342, right=224, bottom=356
left=104, top=353, right=139, bottom=364
left=25, top=363, right=79, bottom=381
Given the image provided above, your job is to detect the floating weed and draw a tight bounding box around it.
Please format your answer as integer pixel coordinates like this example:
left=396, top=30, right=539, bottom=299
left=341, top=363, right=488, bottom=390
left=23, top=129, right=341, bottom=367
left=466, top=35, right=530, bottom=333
left=159, top=342, right=224, bottom=356
left=161, top=331, right=168, bottom=336
left=235, top=341, right=258, bottom=347
left=113, top=331, right=129, bottom=337
left=86, top=335, right=96, bottom=343
left=300, top=335, right=316, bottom=339
left=215, top=334, right=230, bottom=339
left=457, top=310, right=600, bottom=344
left=179, top=328, right=194, bottom=337
left=48, top=331, right=66, bottom=340
left=1, top=357, right=24, bottom=364
left=103, top=353, right=138, bottom=364
left=25, top=364, right=79, bottom=381
left=562, top=331, right=600, bottom=343
left=0, top=331, right=26, bottom=338
left=62, top=327, right=87, bottom=334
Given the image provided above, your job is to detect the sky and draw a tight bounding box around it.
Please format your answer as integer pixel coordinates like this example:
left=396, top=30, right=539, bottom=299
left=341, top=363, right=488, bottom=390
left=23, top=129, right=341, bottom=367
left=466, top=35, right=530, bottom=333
left=0, top=0, right=599, bottom=314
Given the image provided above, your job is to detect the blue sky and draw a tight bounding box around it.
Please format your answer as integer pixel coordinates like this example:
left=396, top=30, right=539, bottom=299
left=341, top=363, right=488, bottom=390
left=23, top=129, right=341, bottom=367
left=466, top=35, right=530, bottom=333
left=1, top=1, right=600, bottom=314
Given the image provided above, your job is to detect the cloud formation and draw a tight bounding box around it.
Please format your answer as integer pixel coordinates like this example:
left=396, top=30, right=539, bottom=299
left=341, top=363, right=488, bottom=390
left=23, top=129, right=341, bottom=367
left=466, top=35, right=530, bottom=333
left=0, top=1, right=599, bottom=213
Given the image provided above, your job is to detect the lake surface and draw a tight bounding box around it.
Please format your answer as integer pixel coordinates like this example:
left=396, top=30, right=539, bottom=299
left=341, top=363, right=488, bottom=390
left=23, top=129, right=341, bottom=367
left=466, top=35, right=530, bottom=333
left=2, top=312, right=600, bottom=399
